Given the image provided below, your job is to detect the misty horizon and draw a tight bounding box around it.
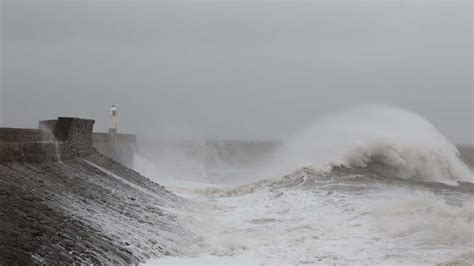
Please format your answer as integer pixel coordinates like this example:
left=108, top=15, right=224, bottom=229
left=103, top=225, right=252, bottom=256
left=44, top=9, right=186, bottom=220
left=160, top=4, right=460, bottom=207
left=1, top=1, right=473, bottom=144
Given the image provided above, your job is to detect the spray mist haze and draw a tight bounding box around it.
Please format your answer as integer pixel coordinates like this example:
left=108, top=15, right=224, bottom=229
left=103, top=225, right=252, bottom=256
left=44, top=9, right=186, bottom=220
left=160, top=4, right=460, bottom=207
left=1, top=1, right=472, bottom=144
left=1, top=1, right=473, bottom=265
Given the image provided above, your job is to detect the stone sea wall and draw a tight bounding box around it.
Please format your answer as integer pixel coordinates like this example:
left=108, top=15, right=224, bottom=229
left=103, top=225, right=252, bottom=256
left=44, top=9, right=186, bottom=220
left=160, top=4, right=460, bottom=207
left=0, top=117, right=136, bottom=165
left=0, top=119, right=191, bottom=265
left=0, top=118, right=96, bottom=163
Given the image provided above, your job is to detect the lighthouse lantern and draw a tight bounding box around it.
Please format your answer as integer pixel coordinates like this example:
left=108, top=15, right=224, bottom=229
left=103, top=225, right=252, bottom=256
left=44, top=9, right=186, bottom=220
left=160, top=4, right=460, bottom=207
left=109, top=105, right=118, bottom=135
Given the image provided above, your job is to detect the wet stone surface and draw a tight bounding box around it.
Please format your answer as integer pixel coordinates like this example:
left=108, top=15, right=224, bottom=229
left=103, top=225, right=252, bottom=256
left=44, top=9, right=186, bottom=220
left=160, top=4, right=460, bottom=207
left=0, top=153, right=193, bottom=265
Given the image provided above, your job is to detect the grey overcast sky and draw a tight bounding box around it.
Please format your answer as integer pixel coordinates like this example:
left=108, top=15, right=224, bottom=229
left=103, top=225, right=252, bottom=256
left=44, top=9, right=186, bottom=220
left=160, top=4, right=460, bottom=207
left=1, top=0, right=473, bottom=143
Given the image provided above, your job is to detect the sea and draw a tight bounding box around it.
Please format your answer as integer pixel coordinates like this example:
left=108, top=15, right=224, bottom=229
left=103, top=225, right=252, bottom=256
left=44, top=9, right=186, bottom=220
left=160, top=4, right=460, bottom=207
left=135, top=106, right=474, bottom=265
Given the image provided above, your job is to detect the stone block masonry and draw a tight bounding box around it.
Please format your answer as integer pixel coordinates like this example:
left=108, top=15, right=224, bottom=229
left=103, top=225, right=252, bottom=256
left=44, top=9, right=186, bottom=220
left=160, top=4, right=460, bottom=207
left=0, top=117, right=137, bottom=166
left=0, top=117, right=96, bottom=163
left=39, top=117, right=95, bottom=145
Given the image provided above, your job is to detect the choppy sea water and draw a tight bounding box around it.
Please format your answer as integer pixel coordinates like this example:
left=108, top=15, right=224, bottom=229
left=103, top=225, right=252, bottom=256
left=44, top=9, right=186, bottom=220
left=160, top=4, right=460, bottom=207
left=141, top=170, right=473, bottom=265
left=138, top=106, right=474, bottom=265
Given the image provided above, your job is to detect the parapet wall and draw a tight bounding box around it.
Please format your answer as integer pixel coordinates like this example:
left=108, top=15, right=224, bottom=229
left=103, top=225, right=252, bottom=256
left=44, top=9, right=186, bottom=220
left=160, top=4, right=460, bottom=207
left=0, top=118, right=96, bottom=163
left=0, top=117, right=137, bottom=165
left=39, top=117, right=95, bottom=146
left=0, top=128, right=43, bottom=143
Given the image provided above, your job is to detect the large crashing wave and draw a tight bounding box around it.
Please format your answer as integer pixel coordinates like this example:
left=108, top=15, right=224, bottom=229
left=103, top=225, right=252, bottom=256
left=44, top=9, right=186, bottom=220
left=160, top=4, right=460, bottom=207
left=264, top=105, right=473, bottom=186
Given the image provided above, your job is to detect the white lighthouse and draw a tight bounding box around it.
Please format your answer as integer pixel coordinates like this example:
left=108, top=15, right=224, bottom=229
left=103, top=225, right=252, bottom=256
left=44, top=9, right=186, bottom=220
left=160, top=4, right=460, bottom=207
left=109, top=105, right=118, bottom=135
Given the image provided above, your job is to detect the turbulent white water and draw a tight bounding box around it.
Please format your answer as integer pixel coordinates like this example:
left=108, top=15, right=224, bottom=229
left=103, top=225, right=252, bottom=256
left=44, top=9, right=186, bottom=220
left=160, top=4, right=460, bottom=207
left=136, top=106, right=474, bottom=265
left=263, top=105, right=473, bottom=185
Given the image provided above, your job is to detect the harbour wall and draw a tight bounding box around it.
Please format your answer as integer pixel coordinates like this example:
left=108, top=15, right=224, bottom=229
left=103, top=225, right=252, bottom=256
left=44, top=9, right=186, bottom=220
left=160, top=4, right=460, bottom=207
left=0, top=117, right=136, bottom=166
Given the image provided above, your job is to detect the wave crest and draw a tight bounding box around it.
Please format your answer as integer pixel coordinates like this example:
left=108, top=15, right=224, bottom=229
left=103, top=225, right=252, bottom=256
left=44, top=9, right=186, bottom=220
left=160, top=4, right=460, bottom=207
left=340, top=141, right=471, bottom=185
left=266, top=105, right=473, bottom=185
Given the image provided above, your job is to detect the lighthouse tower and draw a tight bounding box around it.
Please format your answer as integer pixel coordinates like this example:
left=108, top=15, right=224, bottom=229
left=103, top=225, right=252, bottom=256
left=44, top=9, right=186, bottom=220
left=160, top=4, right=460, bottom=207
left=109, top=105, right=118, bottom=135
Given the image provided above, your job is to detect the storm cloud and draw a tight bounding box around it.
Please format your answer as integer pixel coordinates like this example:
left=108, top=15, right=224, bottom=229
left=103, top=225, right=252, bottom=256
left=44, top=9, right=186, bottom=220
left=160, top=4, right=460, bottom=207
left=1, top=0, right=472, bottom=143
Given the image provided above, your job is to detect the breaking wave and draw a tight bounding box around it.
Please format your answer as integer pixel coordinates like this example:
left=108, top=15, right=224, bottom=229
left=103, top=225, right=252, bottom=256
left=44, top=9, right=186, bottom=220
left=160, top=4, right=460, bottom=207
left=199, top=106, right=473, bottom=197
left=267, top=105, right=473, bottom=185
left=141, top=105, right=474, bottom=265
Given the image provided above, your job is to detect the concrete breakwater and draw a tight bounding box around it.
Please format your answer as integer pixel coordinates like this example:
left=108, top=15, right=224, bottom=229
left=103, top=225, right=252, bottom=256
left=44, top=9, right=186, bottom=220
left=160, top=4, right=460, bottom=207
left=0, top=117, right=192, bottom=265
left=0, top=117, right=136, bottom=166
left=0, top=118, right=95, bottom=163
